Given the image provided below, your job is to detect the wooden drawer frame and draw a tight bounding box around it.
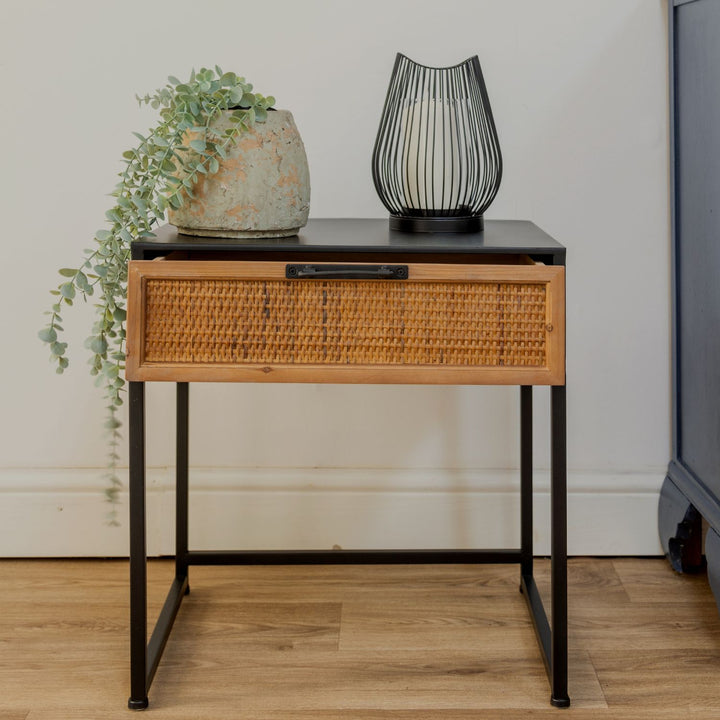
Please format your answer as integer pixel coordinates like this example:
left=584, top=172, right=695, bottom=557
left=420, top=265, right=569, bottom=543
left=126, top=259, right=565, bottom=385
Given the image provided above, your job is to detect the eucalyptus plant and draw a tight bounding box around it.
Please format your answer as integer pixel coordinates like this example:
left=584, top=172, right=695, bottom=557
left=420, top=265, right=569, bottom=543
left=39, top=67, right=274, bottom=520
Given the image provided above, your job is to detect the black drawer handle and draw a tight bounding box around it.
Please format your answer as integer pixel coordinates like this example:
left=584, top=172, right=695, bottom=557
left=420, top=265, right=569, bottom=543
left=286, top=264, right=408, bottom=280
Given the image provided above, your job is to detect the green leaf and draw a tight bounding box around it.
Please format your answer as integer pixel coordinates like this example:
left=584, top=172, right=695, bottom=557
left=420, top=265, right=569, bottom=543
left=208, top=157, right=219, bottom=174
left=189, top=139, right=206, bottom=153
left=90, top=336, right=108, bottom=355
left=254, top=107, right=267, bottom=122
left=240, top=92, right=256, bottom=108
left=60, top=283, right=76, bottom=299
left=58, top=268, right=76, bottom=278
left=76, top=271, right=93, bottom=294
left=38, top=327, right=57, bottom=343
left=168, top=75, right=181, bottom=86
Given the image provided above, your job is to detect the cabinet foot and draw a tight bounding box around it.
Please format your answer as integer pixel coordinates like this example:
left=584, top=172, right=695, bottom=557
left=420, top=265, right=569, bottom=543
left=128, top=697, right=149, bottom=710
left=705, top=529, right=720, bottom=616
left=658, top=475, right=704, bottom=573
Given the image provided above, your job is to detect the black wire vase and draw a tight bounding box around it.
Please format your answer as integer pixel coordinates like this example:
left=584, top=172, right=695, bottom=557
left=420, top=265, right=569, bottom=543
left=372, top=54, right=502, bottom=233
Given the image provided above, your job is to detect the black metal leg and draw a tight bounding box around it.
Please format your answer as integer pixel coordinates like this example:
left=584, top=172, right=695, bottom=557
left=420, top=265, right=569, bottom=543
left=127, top=379, right=569, bottom=709
left=128, top=382, right=149, bottom=710
left=176, top=383, right=189, bottom=587
left=128, top=382, right=190, bottom=709
left=550, top=385, right=570, bottom=708
left=520, top=386, right=533, bottom=578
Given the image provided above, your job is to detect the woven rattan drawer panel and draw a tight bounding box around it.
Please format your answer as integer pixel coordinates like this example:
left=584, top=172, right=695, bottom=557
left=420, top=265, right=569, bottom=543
left=126, top=261, right=564, bottom=384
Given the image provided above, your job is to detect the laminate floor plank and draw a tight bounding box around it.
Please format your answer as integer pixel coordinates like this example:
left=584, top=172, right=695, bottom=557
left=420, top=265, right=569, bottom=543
left=2, top=558, right=720, bottom=718
left=151, top=648, right=550, bottom=711
left=591, top=648, right=720, bottom=715
left=186, top=562, right=521, bottom=600
left=534, top=557, right=720, bottom=652
left=612, top=557, right=718, bottom=605
left=165, top=596, right=342, bottom=650
left=532, top=557, right=629, bottom=602
left=338, top=595, right=537, bottom=652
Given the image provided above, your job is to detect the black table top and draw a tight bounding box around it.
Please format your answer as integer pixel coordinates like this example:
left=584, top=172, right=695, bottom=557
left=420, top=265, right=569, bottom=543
left=131, top=219, right=565, bottom=264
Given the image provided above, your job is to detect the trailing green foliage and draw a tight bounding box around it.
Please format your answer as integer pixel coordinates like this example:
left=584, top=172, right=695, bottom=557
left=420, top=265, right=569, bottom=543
left=39, top=67, right=275, bottom=522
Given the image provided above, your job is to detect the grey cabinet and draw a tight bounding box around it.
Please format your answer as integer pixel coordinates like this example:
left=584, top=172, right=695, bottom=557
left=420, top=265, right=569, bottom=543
left=659, top=0, right=720, bottom=606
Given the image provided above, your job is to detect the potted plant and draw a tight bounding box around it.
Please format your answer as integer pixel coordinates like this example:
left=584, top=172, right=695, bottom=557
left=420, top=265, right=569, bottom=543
left=39, top=66, right=291, bottom=518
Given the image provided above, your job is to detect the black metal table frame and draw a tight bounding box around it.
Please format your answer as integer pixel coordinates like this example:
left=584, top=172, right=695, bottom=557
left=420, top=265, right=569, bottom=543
left=128, top=380, right=569, bottom=710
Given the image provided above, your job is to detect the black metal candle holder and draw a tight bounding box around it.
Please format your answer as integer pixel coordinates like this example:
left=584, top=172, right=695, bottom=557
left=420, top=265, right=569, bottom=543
left=372, top=54, right=502, bottom=233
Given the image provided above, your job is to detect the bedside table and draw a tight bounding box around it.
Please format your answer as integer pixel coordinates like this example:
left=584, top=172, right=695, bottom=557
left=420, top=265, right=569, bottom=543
left=125, top=218, right=569, bottom=709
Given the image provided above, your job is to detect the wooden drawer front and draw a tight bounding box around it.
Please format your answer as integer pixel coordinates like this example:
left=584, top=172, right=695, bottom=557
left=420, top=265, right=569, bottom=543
left=126, top=261, right=564, bottom=385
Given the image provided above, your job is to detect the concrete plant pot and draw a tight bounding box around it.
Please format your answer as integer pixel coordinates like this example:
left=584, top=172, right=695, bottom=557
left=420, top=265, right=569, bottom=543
left=168, top=109, right=310, bottom=238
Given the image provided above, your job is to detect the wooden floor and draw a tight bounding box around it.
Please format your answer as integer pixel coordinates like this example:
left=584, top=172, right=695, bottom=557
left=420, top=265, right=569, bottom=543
left=1, top=558, right=720, bottom=719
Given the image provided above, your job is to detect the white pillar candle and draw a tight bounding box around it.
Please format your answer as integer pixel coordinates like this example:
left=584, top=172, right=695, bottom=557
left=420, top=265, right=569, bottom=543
left=402, top=97, right=461, bottom=212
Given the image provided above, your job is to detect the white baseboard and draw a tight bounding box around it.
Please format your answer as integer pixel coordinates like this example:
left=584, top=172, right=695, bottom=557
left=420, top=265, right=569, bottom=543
left=0, top=467, right=665, bottom=557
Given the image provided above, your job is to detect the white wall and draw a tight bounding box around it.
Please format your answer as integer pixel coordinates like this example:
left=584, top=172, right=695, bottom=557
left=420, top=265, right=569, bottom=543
left=0, top=0, right=670, bottom=556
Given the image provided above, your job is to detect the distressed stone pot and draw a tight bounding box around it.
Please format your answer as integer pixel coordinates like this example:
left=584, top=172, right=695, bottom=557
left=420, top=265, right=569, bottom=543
left=168, top=109, right=310, bottom=238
